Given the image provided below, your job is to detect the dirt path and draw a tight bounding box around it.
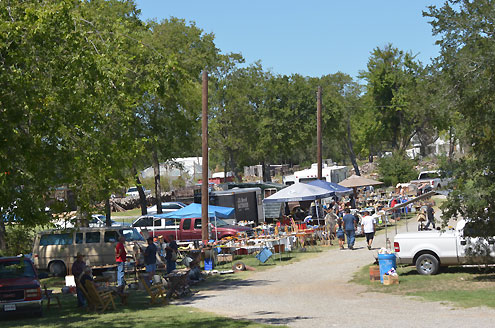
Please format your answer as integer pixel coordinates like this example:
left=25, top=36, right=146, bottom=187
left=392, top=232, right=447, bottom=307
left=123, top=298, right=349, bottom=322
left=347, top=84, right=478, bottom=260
left=179, top=213, right=495, bottom=327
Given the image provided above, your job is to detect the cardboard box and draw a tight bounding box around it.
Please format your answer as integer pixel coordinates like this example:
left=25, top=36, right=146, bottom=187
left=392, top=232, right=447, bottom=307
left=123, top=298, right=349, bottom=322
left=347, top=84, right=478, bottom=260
left=383, top=274, right=399, bottom=285
left=217, top=254, right=233, bottom=262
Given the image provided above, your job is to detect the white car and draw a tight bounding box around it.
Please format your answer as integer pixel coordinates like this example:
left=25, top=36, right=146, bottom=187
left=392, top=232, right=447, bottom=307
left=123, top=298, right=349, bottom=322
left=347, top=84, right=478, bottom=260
left=394, top=219, right=495, bottom=275
left=147, top=202, right=186, bottom=214
left=125, top=186, right=151, bottom=197
left=54, top=214, right=130, bottom=228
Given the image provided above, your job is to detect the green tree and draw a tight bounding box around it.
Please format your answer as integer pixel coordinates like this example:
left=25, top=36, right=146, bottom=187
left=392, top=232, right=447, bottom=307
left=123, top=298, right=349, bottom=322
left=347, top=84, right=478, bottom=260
left=378, top=153, right=418, bottom=187
left=360, top=44, right=427, bottom=153
left=425, top=0, right=495, bottom=235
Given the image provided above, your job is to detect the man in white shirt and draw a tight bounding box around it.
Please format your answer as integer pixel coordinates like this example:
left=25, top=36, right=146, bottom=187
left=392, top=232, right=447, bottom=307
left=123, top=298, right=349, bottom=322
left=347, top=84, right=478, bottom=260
left=361, top=211, right=376, bottom=250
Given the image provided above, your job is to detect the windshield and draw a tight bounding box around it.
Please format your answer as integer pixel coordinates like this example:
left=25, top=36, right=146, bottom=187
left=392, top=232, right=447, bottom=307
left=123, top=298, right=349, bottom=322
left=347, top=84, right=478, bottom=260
left=419, top=172, right=441, bottom=179
left=0, top=259, right=36, bottom=279
left=210, top=218, right=229, bottom=227
left=119, top=228, right=144, bottom=241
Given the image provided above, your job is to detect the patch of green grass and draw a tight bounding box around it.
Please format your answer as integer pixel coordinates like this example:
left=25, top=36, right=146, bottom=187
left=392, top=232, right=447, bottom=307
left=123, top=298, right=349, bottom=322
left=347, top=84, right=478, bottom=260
left=352, top=263, right=495, bottom=308
left=1, top=290, right=278, bottom=328
left=112, top=208, right=143, bottom=218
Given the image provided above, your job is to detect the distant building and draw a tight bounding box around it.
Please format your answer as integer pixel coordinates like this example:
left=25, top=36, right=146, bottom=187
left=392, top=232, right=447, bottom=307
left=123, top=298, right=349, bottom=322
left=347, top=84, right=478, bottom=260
left=140, top=157, right=210, bottom=183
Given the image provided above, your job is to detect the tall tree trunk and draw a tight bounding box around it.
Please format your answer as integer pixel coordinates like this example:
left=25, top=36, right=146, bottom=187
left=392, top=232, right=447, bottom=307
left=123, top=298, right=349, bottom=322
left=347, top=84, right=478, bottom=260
left=105, top=198, right=112, bottom=227
left=448, top=126, right=455, bottom=161
left=152, top=148, right=162, bottom=214
left=345, top=118, right=360, bottom=176
left=133, top=166, right=148, bottom=215
left=0, top=219, right=7, bottom=251
left=228, top=149, right=241, bottom=182
left=262, top=161, right=271, bottom=182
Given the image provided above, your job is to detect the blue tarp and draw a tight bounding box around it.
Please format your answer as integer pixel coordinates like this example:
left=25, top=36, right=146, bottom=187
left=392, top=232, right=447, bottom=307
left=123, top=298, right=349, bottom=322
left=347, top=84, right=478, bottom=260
left=306, top=179, right=352, bottom=195
left=262, top=182, right=334, bottom=203
left=154, top=203, right=235, bottom=219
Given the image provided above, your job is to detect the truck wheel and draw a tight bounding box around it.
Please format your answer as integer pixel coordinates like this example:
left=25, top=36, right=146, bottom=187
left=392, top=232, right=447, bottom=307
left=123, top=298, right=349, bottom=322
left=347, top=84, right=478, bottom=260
left=416, top=254, right=439, bottom=275
left=49, top=261, right=66, bottom=277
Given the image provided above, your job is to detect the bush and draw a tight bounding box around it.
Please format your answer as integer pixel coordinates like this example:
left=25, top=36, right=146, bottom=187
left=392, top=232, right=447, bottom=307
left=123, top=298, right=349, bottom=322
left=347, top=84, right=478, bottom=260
left=4, top=224, right=37, bottom=256
left=378, top=152, right=418, bottom=186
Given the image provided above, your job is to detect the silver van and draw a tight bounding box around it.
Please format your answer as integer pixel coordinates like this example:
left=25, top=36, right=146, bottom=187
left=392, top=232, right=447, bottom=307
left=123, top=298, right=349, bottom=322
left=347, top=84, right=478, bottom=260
left=32, top=227, right=146, bottom=276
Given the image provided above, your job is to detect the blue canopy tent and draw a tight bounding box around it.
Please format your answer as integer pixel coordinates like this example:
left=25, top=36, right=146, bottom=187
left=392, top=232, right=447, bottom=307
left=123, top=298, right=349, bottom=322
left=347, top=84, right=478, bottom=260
left=262, top=182, right=336, bottom=225
left=262, top=183, right=334, bottom=203
left=155, top=203, right=235, bottom=241
left=155, top=203, right=234, bottom=219
left=306, top=179, right=352, bottom=196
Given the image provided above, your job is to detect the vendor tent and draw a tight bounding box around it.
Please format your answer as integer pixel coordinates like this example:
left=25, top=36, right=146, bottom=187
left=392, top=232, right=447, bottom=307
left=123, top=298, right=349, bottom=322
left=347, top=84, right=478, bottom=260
left=155, top=203, right=235, bottom=219
left=263, top=182, right=334, bottom=203
left=306, top=179, right=352, bottom=195
left=339, top=175, right=384, bottom=188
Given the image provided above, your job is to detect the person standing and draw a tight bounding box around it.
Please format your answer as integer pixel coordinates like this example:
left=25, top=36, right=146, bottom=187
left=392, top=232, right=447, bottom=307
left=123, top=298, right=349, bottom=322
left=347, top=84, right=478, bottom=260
left=115, top=236, right=126, bottom=288
left=324, top=208, right=337, bottom=245
left=342, top=208, right=357, bottom=249
left=361, top=211, right=376, bottom=250
left=144, top=236, right=157, bottom=285
left=71, top=252, right=86, bottom=307
left=165, top=235, right=178, bottom=274
left=425, top=203, right=436, bottom=230
left=335, top=217, right=346, bottom=250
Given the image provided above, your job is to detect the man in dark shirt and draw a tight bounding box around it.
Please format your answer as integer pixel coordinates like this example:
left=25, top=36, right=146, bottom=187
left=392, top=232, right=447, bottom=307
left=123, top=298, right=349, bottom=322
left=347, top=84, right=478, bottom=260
left=166, top=235, right=178, bottom=274
left=342, top=208, right=357, bottom=250
left=144, top=237, right=157, bottom=285
left=425, top=204, right=436, bottom=230
left=72, top=253, right=86, bottom=307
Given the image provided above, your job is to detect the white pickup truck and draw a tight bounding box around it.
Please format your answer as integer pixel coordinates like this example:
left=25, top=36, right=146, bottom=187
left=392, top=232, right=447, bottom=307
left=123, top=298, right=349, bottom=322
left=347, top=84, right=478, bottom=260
left=410, top=170, right=451, bottom=191
left=394, top=220, right=495, bottom=275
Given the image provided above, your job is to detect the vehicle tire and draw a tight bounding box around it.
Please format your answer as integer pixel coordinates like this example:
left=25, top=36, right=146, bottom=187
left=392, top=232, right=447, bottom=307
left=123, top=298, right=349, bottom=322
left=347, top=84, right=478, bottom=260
left=233, top=261, right=246, bottom=271
left=49, top=261, right=66, bottom=277
left=416, top=254, right=439, bottom=275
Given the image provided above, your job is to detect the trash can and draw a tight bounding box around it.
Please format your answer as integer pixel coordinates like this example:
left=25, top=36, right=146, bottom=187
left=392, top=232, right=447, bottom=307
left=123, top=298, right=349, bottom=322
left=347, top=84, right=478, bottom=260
left=378, top=253, right=396, bottom=283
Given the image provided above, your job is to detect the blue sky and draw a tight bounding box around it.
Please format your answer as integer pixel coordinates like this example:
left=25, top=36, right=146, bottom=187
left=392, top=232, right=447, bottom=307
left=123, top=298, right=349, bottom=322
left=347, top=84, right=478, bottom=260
left=135, top=0, right=445, bottom=79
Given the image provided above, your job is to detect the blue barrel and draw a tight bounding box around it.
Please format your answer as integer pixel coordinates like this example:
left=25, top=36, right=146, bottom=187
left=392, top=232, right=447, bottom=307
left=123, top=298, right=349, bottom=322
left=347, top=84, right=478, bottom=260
left=378, top=253, right=397, bottom=283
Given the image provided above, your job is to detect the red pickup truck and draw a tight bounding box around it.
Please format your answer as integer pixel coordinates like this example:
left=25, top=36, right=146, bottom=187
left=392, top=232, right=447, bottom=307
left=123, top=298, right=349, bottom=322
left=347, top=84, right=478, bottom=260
left=133, top=216, right=253, bottom=242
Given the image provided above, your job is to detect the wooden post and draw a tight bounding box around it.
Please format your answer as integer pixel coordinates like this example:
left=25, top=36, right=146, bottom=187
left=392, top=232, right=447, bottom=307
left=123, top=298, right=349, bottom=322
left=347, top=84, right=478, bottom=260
left=317, top=86, right=322, bottom=180
left=201, top=70, right=209, bottom=242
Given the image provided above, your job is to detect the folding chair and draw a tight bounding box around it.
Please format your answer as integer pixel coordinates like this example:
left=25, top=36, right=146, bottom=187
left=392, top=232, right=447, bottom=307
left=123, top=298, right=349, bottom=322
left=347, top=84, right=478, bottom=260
left=139, top=275, right=167, bottom=305
left=84, top=280, right=116, bottom=313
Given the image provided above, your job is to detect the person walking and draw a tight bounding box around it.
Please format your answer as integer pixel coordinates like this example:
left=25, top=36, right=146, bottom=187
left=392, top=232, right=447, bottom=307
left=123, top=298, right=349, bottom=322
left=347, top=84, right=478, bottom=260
left=361, top=211, right=376, bottom=250
left=144, top=236, right=157, bottom=285
left=335, top=217, right=346, bottom=250
left=115, top=236, right=126, bottom=288
left=71, top=252, right=86, bottom=307
left=342, top=208, right=357, bottom=249
left=425, top=203, right=436, bottom=230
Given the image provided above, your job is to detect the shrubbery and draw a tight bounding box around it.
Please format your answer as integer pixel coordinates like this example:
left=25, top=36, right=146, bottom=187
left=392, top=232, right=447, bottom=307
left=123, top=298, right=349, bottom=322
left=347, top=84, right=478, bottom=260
left=378, top=152, right=418, bottom=186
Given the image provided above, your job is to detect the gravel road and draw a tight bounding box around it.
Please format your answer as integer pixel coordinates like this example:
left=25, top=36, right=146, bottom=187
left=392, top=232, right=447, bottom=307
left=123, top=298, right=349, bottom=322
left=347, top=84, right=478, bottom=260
left=178, top=212, right=495, bottom=327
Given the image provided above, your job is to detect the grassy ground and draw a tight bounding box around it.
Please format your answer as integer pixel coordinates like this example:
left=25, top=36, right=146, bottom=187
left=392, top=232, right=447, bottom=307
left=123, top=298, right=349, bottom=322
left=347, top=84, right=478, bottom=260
left=352, top=263, right=495, bottom=308
left=112, top=208, right=143, bottom=218
left=1, top=286, right=278, bottom=328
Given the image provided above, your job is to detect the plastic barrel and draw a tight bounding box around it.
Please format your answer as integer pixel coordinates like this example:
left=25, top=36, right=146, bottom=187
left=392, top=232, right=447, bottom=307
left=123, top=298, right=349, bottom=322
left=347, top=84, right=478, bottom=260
left=378, top=253, right=396, bottom=283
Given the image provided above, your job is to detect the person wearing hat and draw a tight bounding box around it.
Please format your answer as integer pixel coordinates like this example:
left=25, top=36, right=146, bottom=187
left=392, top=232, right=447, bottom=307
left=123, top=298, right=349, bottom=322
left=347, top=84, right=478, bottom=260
left=72, top=252, right=86, bottom=307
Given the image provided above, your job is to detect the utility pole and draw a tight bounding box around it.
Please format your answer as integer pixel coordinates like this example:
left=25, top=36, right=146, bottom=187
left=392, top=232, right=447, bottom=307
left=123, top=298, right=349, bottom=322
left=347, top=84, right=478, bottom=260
left=317, top=86, right=322, bottom=180
left=201, top=69, right=209, bottom=242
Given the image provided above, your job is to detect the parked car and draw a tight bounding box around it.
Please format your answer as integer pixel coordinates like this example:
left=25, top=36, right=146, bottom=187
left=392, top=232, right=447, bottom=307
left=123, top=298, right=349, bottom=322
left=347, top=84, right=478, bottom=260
left=410, top=170, right=452, bottom=192
left=133, top=216, right=253, bottom=242
left=125, top=186, right=151, bottom=197
left=0, top=256, right=43, bottom=317
left=394, top=219, right=495, bottom=275
left=32, top=227, right=146, bottom=276
left=146, top=202, right=186, bottom=214
left=88, top=214, right=131, bottom=227
left=54, top=214, right=130, bottom=229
